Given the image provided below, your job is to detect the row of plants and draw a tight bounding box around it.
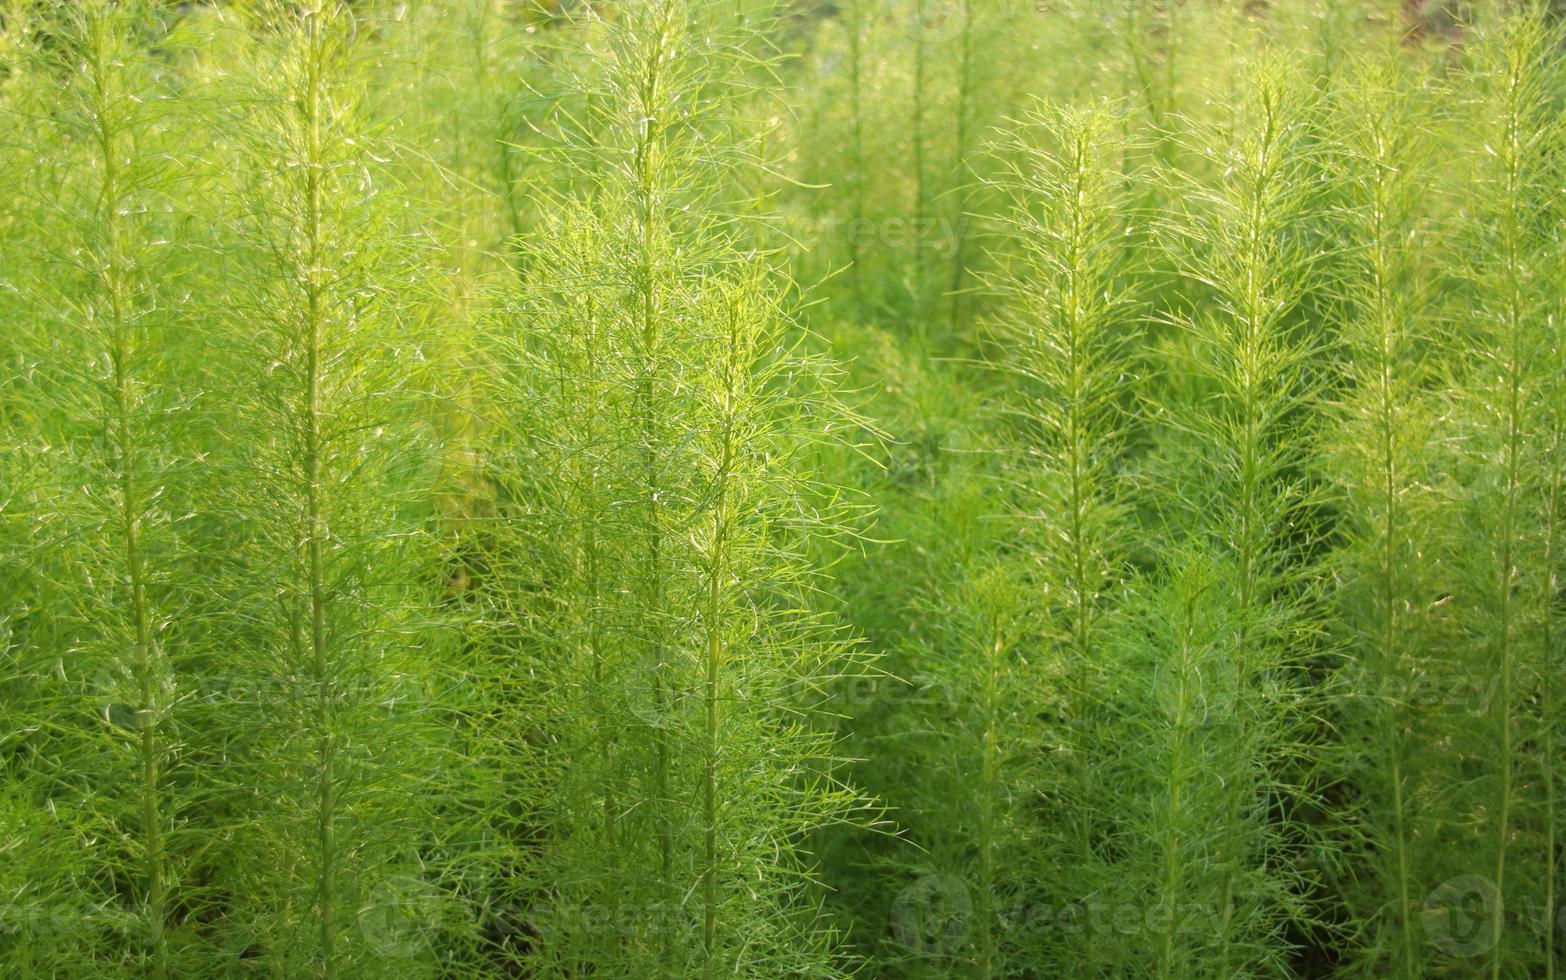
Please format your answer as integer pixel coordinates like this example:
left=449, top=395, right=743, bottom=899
left=2, top=0, right=1563, bottom=976
left=796, top=2, right=1566, bottom=977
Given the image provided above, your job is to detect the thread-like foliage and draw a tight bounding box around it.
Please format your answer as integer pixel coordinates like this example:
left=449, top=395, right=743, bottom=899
left=981, top=99, right=1137, bottom=974
left=6, top=2, right=1566, bottom=977
left=471, top=0, right=873, bottom=975
left=195, top=3, right=454, bottom=975
left=1443, top=8, right=1566, bottom=976
left=1151, top=58, right=1326, bottom=976
left=1, top=3, right=194, bottom=974
left=1320, top=53, right=1447, bottom=980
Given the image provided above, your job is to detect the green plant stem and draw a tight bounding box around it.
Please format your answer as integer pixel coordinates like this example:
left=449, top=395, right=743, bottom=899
left=631, top=3, right=674, bottom=956
left=300, top=4, right=337, bottom=974
left=1487, top=43, right=1528, bottom=979
left=701, top=509, right=725, bottom=979
left=1372, top=196, right=1419, bottom=980
left=1124, top=0, right=1163, bottom=131
left=976, top=610, right=1001, bottom=980
left=1157, top=583, right=1198, bottom=980
left=582, top=295, right=616, bottom=861
left=1163, top=0, right=1179, bottom=132
left=1546, top=233, right=1566, bottom=980
left=1214, top=88, right=1279, bottom=977
left=85, top=7, right=167, bottom=976
left=946, top=0, right=973, bottom=336
left=912, top=30, right=927, bottom=336
left=700, top=301, right=738, bottom=980
left=1349, top=98, right=1421, bottom=976
left=847, top=0, right=864, bottom=306
left=1544, top=446, right=1561, bottom=980
left=1060, top=124, right=1097, bottom=872
left=473, top=1, right=525, bottom=265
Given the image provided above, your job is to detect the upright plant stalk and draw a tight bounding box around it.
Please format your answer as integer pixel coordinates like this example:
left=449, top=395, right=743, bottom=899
left=99, top=36, right=162, bottom=980
left=973, top=599, right=1005, bottom=980
left=846, top=0, right=866, bottom=306
left=1154, top=593, right=1192, bottom=980
left=1544, top=249, right=1566, bottom=980
left=485, top=1, right=705, bottom=967
left=1122, top=0, right=1163, bottom=131
left=681, top=263, right=870, bottom=980
left=76, top=3, right=171, bottom=974
left=484, top=2, right=871, bottom=974
left=1542, top=341, right=1564, bottom=980
left=699, top=455, right=728, bottom=979
left=918, top=567, right=1027, bottom=976
left=981, top=99, right=1134, bottom=974
left=297, top=4, right=338, bottom=971
left=461, top=0, right=526, bottom=262
left=1150, top=566, right=1205, bottom=980
left=1487, top=48, right=1524, bottom=980
left=1210, top=85, right=1285, bottom=974
left=945, top=0, right=973, bottom=336
left=490, top=19, right=525, bottom=256
left=1456, top=10, right=1563, bottom=974
left=1160, top=58, right=1321, bottom=976
left=911, top=24, right=927, bottom=334
left=697, top=285, right=747, bottom=980
left=0, top=1, right=200, bottom=972
left=1110, top=550, right=1237, bottom=980
left=995, top=101, right=1131, bottom=861
left=1545, top=180, right=1566, bottom=980
left=1325, top=57, right=1437, bottom=980
left=212, top=2, right=446, bottom=972
left=1162, top=0, right=1179, bottom=125
left=477, top=201, right=612, bottom=974
left=626, top=0, right=677, bottom=939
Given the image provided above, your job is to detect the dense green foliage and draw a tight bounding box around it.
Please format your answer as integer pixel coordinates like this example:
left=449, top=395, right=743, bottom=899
left=3, top=0, right=1565, bottom=976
